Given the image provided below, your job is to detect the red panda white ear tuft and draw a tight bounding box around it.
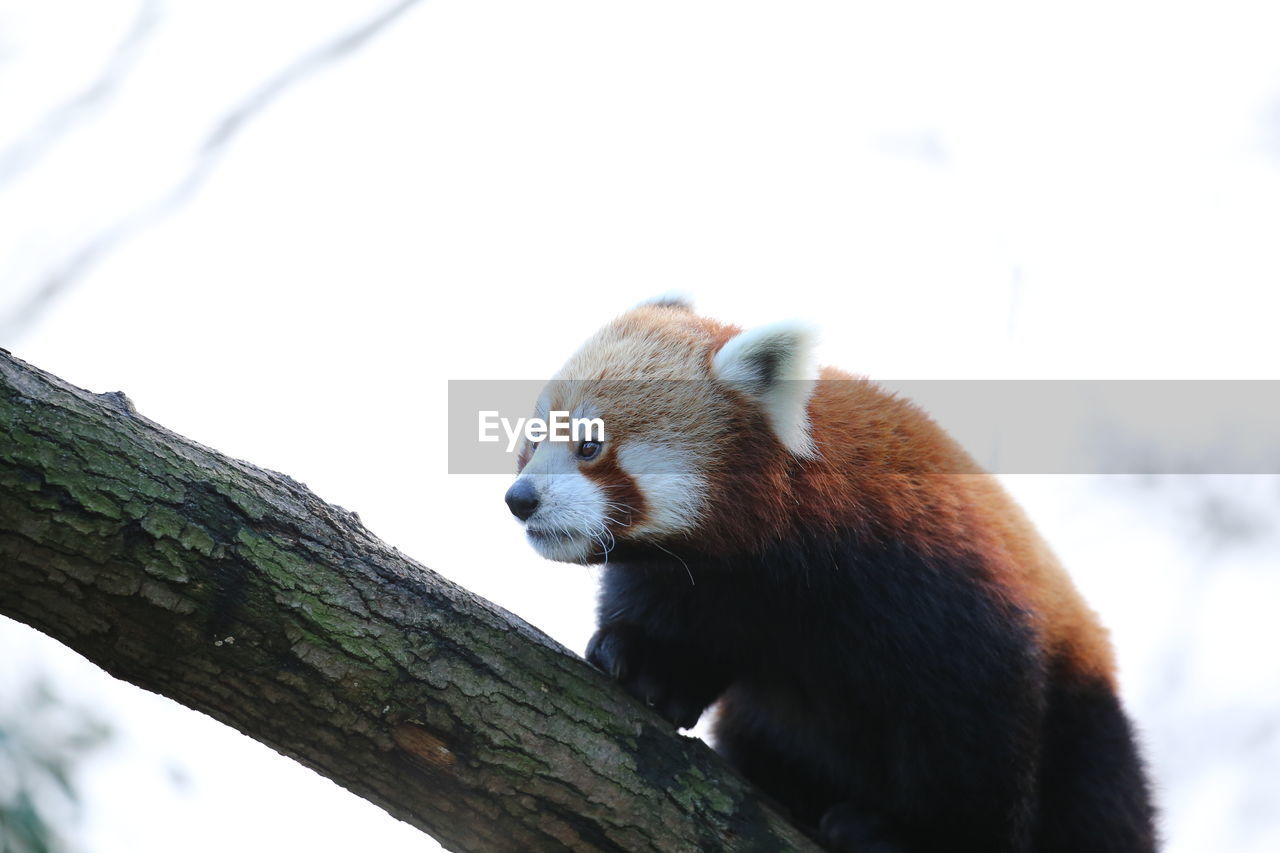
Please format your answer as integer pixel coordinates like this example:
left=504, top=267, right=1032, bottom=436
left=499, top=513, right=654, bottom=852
left=713, top=321, right=818, bottom=457
left=634, top=292, right=694, bottom=312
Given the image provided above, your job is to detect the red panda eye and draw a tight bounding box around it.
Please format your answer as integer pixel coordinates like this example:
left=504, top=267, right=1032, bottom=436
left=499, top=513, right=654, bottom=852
left=577, top=440, right=602, bottom=460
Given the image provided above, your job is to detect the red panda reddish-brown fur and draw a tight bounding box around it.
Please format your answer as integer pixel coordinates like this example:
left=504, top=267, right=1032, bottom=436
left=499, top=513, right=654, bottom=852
left=796, top=371, right=1119, bottom=690
left=508, top=302, right=1156, bottom=852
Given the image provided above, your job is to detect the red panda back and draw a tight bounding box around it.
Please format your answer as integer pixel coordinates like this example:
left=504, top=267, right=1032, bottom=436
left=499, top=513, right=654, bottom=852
left=799, top=367, right=1119, bottom=687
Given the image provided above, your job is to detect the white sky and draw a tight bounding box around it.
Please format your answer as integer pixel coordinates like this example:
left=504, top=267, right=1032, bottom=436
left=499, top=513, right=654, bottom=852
left=1, top=1, right=1279, bottom=851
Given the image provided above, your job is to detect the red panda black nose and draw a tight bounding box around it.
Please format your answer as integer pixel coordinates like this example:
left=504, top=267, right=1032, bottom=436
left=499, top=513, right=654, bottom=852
left=505, top=480, right=540, bottom=521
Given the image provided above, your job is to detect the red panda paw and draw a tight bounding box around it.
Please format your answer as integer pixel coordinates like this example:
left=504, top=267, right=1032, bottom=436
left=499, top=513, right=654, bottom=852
left=586, top=622, right=725, bottom=730
left=585, top=621, right=638, bottom=681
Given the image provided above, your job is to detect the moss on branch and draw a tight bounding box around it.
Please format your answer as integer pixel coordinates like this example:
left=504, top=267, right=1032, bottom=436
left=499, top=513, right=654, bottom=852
left=0, top=351, right=816, bottom=853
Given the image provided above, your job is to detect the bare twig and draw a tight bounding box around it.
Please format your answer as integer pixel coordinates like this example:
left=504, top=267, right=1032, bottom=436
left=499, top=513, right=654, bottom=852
left=0, top=0, right=161, bottom=186
left=0, top=0, right=424, bottom=344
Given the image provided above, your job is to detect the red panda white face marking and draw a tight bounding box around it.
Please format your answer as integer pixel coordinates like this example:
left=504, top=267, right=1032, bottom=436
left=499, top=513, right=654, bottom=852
left=613, top=441, right=708, bottom=538
left=513, top=438, right=612, bottom=563
left=505, top=302, right=818, bottom=562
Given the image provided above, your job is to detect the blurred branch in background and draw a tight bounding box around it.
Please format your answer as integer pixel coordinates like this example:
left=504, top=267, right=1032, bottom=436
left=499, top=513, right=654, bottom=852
left=0, top=1, right=161, bottom=189
left=0, top=679, right=112, bottom=853
left=0, top=0, right=423, bottom=344
left=1131, top=475, right=1280, bottom=554
left=1116, top=474, right=1279, bottom=706
left=1108, top=474, right=1280, bottom=852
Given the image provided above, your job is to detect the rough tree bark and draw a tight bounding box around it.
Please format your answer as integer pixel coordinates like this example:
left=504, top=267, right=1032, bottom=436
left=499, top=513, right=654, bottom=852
left=0, top=350, right=818, bottom=853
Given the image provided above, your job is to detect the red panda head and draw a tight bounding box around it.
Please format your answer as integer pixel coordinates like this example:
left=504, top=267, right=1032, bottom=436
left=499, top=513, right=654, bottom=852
left=504, top=298, right=818, bottom=563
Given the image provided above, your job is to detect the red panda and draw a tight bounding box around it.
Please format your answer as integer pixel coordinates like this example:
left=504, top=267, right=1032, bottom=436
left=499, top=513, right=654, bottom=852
left=504, top=298, right=1156, bottom=852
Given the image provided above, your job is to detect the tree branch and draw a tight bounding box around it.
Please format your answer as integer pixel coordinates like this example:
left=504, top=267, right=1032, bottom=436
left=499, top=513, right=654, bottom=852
left=0, top=350, right=816, bottom=853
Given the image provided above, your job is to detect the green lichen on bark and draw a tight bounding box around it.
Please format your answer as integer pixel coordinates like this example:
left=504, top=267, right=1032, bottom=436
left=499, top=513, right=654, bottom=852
left=0, top=351, right=818, bottom=853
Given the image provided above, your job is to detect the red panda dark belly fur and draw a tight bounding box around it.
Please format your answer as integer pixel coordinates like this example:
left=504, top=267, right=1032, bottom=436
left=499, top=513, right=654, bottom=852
left=586, top=372, right=1156, bottom=852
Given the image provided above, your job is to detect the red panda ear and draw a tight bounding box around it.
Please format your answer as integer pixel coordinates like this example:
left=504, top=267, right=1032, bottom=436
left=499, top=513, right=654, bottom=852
left=712, top=322, right=818, bottom=457
left=634, top=292, right=694, bottom=312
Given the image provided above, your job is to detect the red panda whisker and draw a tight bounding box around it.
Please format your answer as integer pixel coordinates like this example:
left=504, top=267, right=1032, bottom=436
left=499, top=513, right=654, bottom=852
left=649, top=540, right=695, bottom=587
